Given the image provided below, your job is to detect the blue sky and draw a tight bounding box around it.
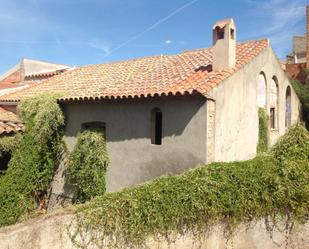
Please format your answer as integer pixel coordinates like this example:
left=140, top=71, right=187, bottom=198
left=0, top=0, right=307, bottom=74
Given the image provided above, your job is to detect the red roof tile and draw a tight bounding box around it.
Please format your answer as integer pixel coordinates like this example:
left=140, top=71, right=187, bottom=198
left=0, top=107, right=25, bottom=135
left=0, top=107, right=19, bottom=121
left=0, top=39, right=268, bottom=102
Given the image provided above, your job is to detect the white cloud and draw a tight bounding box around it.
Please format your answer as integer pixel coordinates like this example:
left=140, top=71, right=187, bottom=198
left=164, top=40, right=186, bottom=45
left=264, top=0, right=305, bottom=34
left=88, top=40, right=111, bottom=56
left=246, top=0, right=306, bottom=58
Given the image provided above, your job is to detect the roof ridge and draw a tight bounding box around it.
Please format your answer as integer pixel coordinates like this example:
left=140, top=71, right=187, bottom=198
left=0, top=39, right=269, bottom=102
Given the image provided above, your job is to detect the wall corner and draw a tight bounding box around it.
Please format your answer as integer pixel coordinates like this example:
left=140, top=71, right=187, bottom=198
left=206, top=99, right=216, bottom=164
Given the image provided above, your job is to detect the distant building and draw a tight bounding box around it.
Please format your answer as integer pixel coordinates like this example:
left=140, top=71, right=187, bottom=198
left=286, top=36, right=306, bottom=64
left=0, top=58, right=69, bottom=171
left=0, top=58, right=69, bottom=96
left=285, top=5, right=309, bottom=80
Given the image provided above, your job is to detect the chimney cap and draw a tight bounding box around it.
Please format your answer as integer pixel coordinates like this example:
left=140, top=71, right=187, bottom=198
left=212, top=18, right=234, bottom=29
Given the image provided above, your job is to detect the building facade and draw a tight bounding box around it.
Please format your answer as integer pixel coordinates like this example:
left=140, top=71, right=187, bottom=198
left=0, top=19, right=301, bottom=195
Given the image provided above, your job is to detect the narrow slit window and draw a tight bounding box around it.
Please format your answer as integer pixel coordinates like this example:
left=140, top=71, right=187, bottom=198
left=270, top=108, right=275, bottom=129
left=151, top=108, right=162, bottom=145
left=230, top=28, right=235, bottom=39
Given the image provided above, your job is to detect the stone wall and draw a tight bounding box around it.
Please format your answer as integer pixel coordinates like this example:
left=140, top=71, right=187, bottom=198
left=0, top=211, right=308, bottom=249
left=206, top=99, right=216, bottom=163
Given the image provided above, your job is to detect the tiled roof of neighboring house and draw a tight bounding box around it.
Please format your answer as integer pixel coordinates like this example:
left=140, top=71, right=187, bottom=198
left=0, top=83, right=33, bottom=97
left=24, top=70, right=64, bottom=79
left=0, top=107, right=25, bottom=135
left=0, top=39, right=269, bottom=102
left=0, top=58, right=69, bottom=82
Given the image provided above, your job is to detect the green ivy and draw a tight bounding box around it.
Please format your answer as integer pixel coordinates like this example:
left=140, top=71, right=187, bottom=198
left=290, top=72, right=309, bottom=130
left=0, top=133, right=22, bottom=177
left=66, top=130, right=109, bottom=203
left=69, top=124, right=309, bottom=249
left=0, top=133, right=22, bottom=157
left=257, top=108, right=268, bottom=154
left=0, top=94, right=64, bottom=226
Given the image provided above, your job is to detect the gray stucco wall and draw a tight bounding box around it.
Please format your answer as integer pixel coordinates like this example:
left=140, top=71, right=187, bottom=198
left=62, top=95, right=207, bottom=192
left=208, top=46, right=301, bottom=162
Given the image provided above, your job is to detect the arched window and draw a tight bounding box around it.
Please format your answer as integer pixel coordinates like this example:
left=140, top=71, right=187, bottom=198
left=257, top=72, right=267, bottom=108
left=214, top=26, right=225, bottom=40
left=285, top=86, right=292, bottom=128
left=151, top=108, right=162, bottom=145
left=270, top=76, right=279, bottom=129
left=81, top=121, right=106, bottom=138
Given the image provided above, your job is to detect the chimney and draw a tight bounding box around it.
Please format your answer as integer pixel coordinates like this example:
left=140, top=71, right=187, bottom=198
left=306, top=5, right=309, bottom=68
left=212, top=18, right=236, bottom=71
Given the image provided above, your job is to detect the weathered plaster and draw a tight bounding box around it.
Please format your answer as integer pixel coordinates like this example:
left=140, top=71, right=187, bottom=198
left=0, top=212, right=308, bottom=249
left=208, top=46, right=301, bottom=162
left=62, top=95, right=207, bottom=192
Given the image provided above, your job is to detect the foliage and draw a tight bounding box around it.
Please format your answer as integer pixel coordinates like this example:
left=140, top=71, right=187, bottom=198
left=70, top=124, right=309, bottom=249
left=271, top=124, right=309, bottom=163
left=66, top=130, right=109, bottom=203
left=0, top=94, right=64, bottom=226
left=257, top=108, right=268, bottom=154
left=0, top=133, right=22, bottom=178
left=0, top=133, right=22, bottom=157
left=290, top=69, right=309, bottom=129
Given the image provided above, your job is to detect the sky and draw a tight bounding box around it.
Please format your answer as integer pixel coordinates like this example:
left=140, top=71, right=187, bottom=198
left=0, top=0, right=307, bottom=74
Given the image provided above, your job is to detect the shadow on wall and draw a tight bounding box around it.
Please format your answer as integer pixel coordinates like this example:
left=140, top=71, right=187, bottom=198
left=62, top=95, right=206, bottom=142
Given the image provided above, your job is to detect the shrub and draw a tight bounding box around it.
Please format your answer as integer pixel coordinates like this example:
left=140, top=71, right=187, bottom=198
left=0, top=133, right=22, bottom=157
left=0, top=94, right=64, bottom=226
left=66, top=130, right=109, bottom=203
left=257, top=108, right=268, bottom=154
left=291, top=69, right=309, bottom=129
left=69, top=124, right=309, bottom=249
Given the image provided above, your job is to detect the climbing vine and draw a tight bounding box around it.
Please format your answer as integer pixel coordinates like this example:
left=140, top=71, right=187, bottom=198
left=0, top=94, right=64, bottom=226
left=257, top=108, right=268, bottom=154
left=0, top=133, right=22, bottom=157
left=69, top=124, right=309, bottom=249
left=290, top=69, right=309, bottom=129
left=66, top=130, right=109, bottom=203
left=0, top=133, right=22, bottom=177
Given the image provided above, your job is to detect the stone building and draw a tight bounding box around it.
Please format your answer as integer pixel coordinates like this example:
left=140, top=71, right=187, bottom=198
left=0, top=18, right=301, bottom=193
left=286, top=36, right=306, bottom=64
left=285, top=5, right=309, bottom=79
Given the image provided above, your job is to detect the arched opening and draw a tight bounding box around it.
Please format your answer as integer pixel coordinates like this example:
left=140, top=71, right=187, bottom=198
left=270, top=76, right=279, bottom=129
left=285, top=86, right=292, bottom=128
left=151, top=108, right=162, bottom=145
left=257, top=72, right=267, bottom=108
left=0, top=152, right=11, bottom=174
left=81, top=121, right=106, bottom=138
left=214, top=26, right=225, bottom=40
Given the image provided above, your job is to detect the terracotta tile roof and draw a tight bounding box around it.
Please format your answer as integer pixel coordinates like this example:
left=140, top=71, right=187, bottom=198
left=24, top=69, right=67, bottom=79
left=0, top=39, right=269, bottom=102
left=0, top=82, right=27, bottom=90
left=0, top=107, right=25, bottom=135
